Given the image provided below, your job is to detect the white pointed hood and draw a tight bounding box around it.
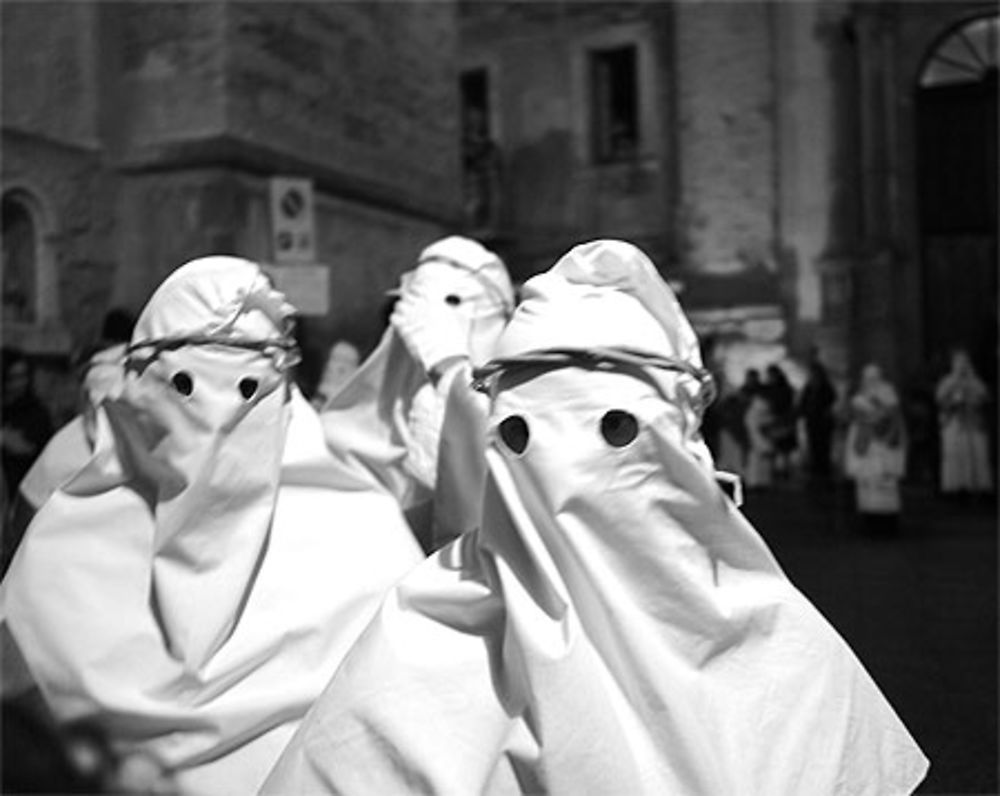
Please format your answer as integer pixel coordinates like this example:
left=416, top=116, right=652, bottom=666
left=320, top=236, right=513, bottom=507
left=116, top=256, right=299, bottom=668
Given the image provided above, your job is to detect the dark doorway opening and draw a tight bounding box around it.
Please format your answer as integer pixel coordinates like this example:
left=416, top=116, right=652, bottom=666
left=590, top=44, right=639, bottom=163
left=916, top=21, right=997, bottom=389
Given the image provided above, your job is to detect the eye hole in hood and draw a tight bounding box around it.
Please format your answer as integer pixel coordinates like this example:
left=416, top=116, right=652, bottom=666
left=498, top=415, right=530, bottom=455
left=238, top=377, right=259, bottom=400
left=600, top=409, right=638, bottom=447
left=171, top=371, right=194, bottom=396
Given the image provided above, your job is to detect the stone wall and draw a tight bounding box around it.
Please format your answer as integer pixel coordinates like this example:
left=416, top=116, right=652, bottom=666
left=1, top=2, right=101, bottom=148
left=2, top=134, right=116, bottom=349
left=460, top=1, right=674, bottom=279
left=224, top=2, right=460, bottom=222
left=115, top=2, right=228, bottom=152
left=675, top=1, right=776, bottom=280
left=112, top=170, right=252, bottom=307
left=112, top=165, right=444, bottom=390
left=674, top=1, right=777, bottom=276
left=4, top=0, right=464, bottom=416
left=108, top=1, right=460, bottom=344
left=286, top=195, right=445, bottom=390
left=240, top=181, right=447, bottom=345
left=671, top=2, right=788, bottom=388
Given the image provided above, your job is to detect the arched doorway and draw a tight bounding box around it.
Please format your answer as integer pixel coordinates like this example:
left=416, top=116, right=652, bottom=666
left=2, top=191, right=40, bottom=325
left=915, top=14, right=998, bottom=386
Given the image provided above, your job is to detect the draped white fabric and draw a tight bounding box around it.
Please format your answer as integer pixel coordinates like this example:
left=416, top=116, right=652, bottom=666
left=262, top=241, right=928, bottom=795
left=17, top=415, right=90, bottom=510
left=0, top=256, right=424, bottom=795
left=319, top=236, right=512, bottom=545
left=18, top=343, right=127, bottom=510
left=319, top=327, right=434, bottom=510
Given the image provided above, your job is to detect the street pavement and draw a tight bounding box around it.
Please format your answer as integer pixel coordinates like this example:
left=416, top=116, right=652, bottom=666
left=741, top=479, right=998, bottom=796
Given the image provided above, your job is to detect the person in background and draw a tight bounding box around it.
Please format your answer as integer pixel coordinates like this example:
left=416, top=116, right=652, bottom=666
left=94, top=307, right=137, bottom=353
left=844, top=363, right=907, bottom=532
left=797, top=352, right=837, bottom=480
left=762, top=363, right=797, bottom=480
left=7, top=309, right=137, bottom=564
left=310, top=339, right=361, bottom=410
left=262, top=239, right=928, bottom=796
left=935, top=347, right=993, bottom=497
left=462, top=108, right=502, bottom=230
left=903, top=382, right=939, bottom=488
left=696, top=336, right=723, bottom=458
left=1, top=348, right=53, bottom=501
left=712, top=377, right=749, bottom=478
left=319, top=235, right=515, bottom=552
left=0, top=256, right=424, bottom=795
left=742, top=368, right=774, bottom=489
left=3, top=348, right=127, bottom=576
left=0, top=692, right=163, bottom=795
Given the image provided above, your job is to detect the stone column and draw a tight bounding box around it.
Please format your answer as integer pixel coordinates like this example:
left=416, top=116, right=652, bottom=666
left=850, top=4, right=903, bottom=381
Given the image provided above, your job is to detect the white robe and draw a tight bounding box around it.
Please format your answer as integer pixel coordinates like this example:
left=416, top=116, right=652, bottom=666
left=936, top=371, right=993, bottom=493
left=320, top=242, right=512, bottom=551
left=262, top=241, right=928, bottom=796
left=0, top=257, right=424, bottom=795
left=844, top=386, right=906, bottom=515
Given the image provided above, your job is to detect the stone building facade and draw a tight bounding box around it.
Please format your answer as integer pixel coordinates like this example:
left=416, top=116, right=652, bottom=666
left=3, top=0, right=997, bottom=421
left=2, top=1, right=461, bottom=417
left=459, top=0, right=997, bottom=396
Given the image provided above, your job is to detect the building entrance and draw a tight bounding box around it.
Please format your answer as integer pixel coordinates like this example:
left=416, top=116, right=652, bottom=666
left=915, top=15, right=998, bottom=386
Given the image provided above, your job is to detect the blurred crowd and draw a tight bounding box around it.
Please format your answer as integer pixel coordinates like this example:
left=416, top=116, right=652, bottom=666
left=703, top=345, right=995, bottom=529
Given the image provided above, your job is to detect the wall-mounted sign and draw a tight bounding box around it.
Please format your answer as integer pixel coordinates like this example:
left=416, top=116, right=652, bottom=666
left=269, top=177, right=316, bottom=264
left=262, top=263, right=329, bottom=317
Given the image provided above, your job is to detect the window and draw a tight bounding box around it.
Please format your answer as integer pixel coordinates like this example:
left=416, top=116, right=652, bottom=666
left=2, top=193, right=38, bottom=324
left=919, top=15, right=998, bottom=88
left=461, top=68, right=491, bottom=140
left=460, top=67, right=500, bottom=230
left=590, top=45, right=639, bottom=163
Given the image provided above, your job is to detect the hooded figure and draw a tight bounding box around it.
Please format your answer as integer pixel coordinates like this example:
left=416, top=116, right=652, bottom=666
left=320, top=235, right=514, bottom=550
left=310, top=340, right=361, bottom=409
left=4, top=344, right=130, bottom=575
left=934, top=348, right=993, bottom=494
left=0, top=256, right=424, bottom=795
left=261, top=241, right=928, bottom=795
left=16, top=344, right=128, bottom=512
left=844, top=363, right=907, bottom=524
